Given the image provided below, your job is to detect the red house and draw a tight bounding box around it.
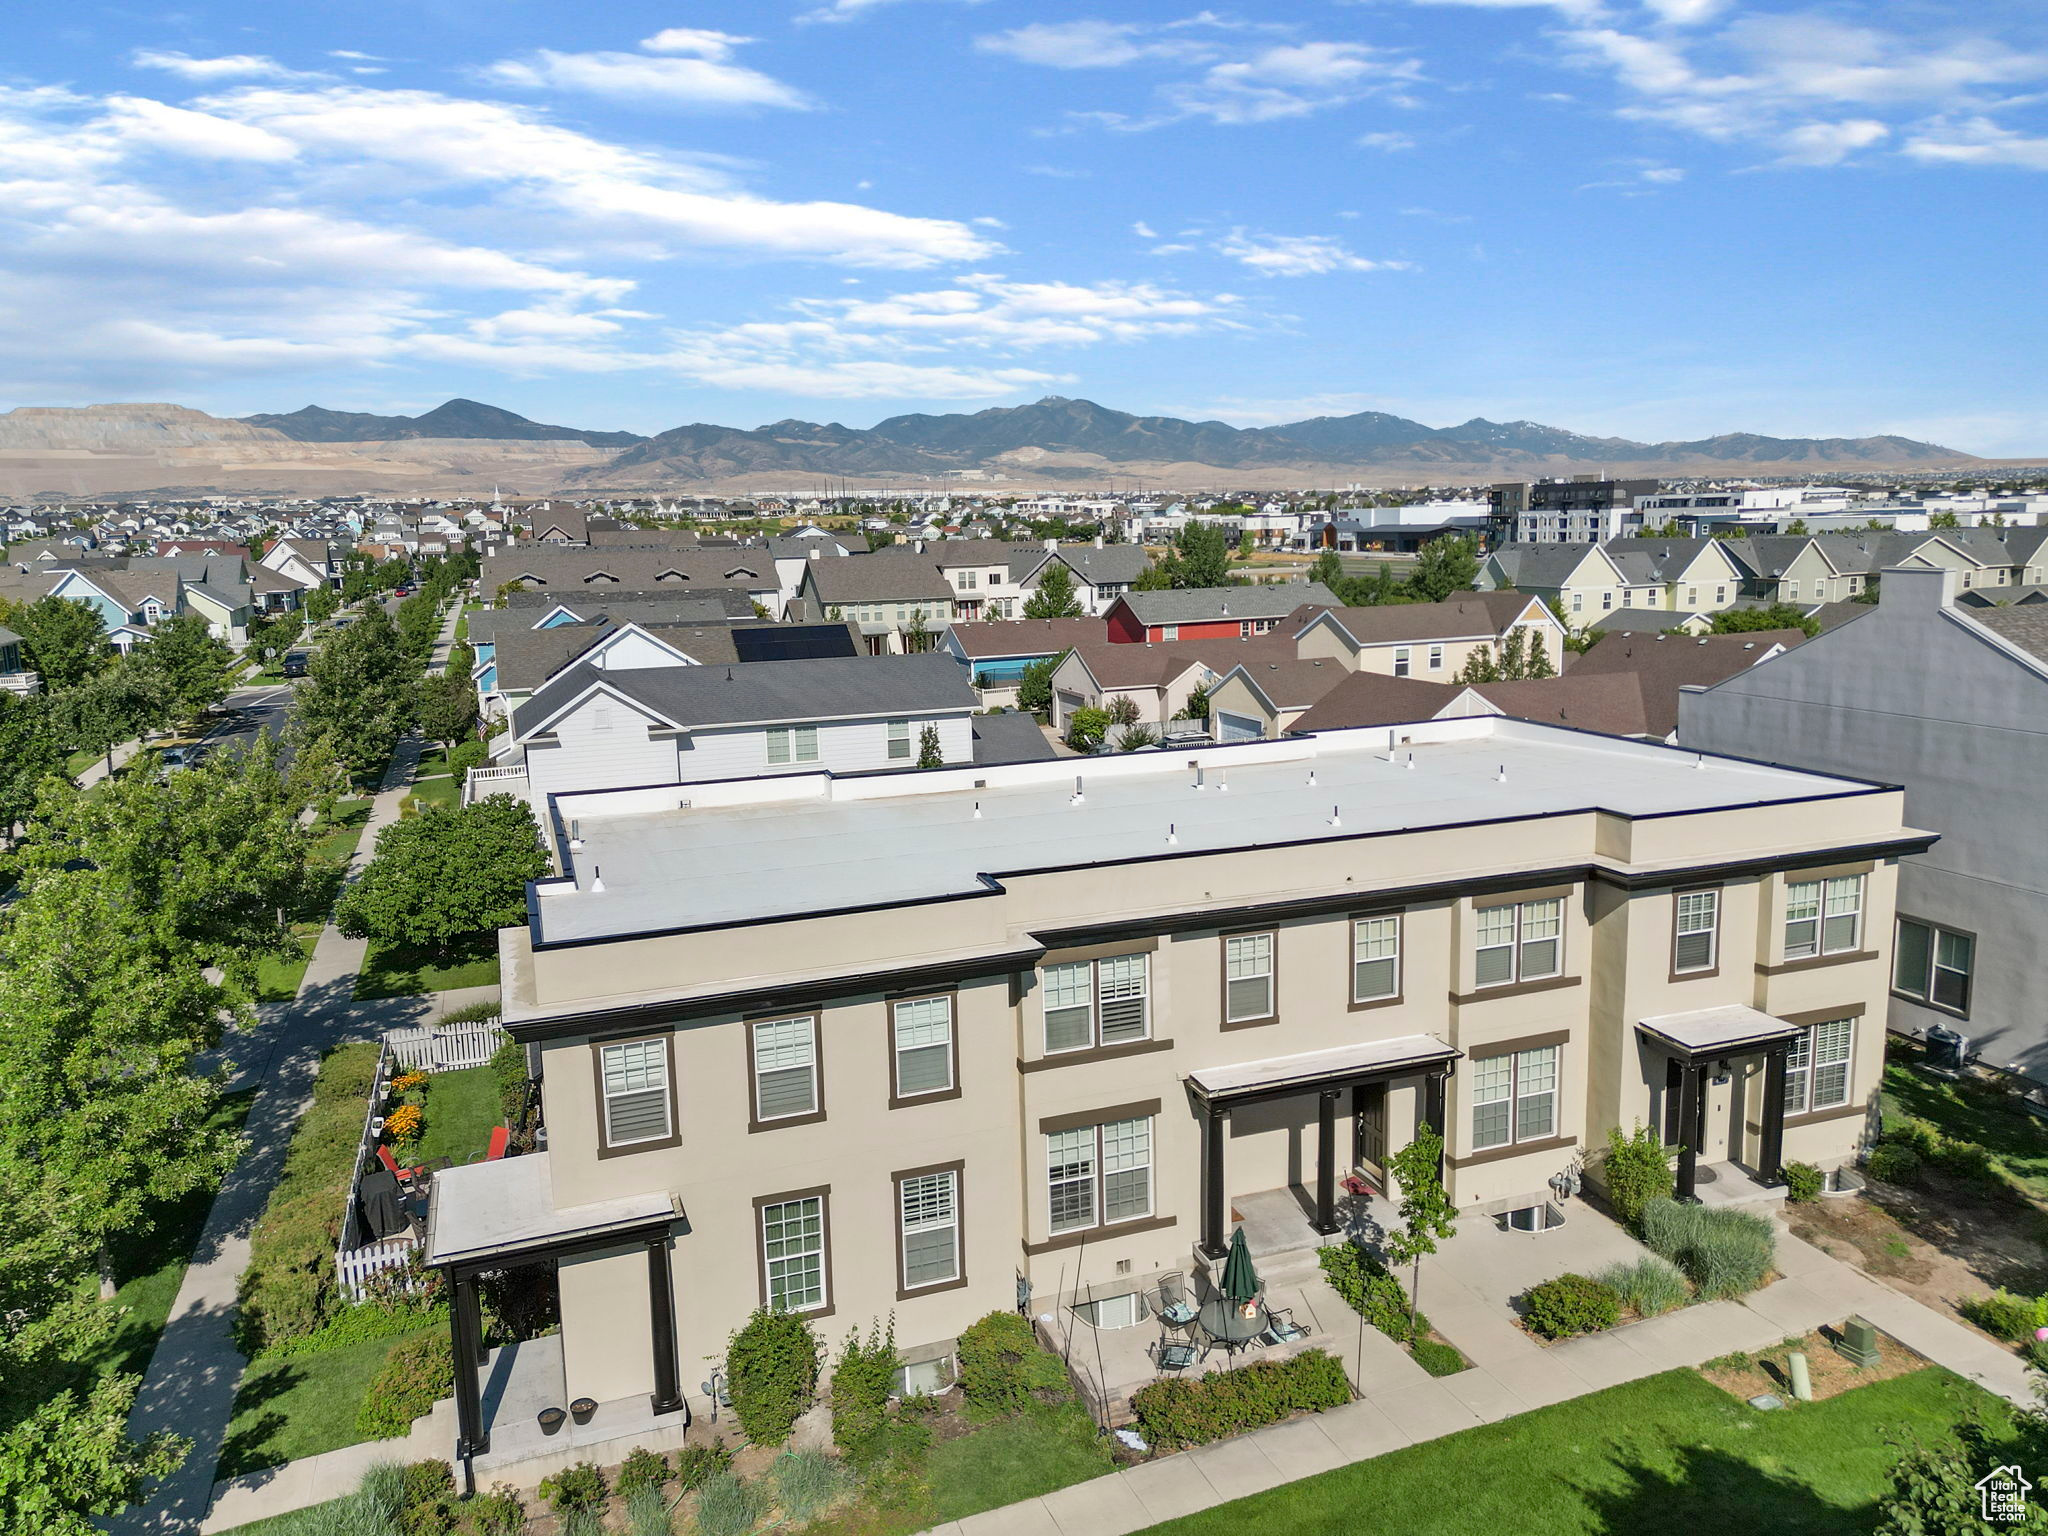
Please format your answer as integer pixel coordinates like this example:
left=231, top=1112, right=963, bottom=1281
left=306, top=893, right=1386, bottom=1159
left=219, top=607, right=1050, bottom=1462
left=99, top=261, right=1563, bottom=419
left=1103, top=580, right=1341, bottom=644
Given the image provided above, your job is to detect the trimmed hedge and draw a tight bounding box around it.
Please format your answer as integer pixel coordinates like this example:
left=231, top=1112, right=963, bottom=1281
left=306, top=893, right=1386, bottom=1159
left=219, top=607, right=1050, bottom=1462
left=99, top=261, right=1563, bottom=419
left=1524, top=1273, right=1621, bottom=1339
left=1130, top=1349, right=1352, bottom=1451
left=356, top=1330, right=455, bottom=1440
left=957, top=1311, right=1069, bottom=1418
left=1317, top=1244, right=1427, bottom=1344
left=237, top=1043, right=383, bottom=1354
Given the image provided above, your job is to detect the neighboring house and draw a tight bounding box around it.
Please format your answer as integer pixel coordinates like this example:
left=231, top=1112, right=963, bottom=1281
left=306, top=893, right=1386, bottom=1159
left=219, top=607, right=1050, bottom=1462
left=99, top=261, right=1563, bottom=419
left=768, top=536, right=862, bottom=618
left=483, top=549, right=781, bottom=617
left=424, top=714, right=1920, bottom=1468
left=1291, top=593, right=1568, bottom=680
left=943, top=617, right=1101, bottom=708
left=479, top=619, right=858, bottom=719
left=1046, top=635, right=1296, bottom=733
left=0, top=625, right=38, bottom=694
left=1682, top=564, right=2048, bottom=1074
left=792, top=552, right=957, bottom=655
left=1480, top=543, right=1673, bottom=624
left=1103, top=582, right=1340, bottom=644
left=1203, top=656, right=1356, bottom=740
left=1043, top=543, right=1153, bottom=616
left=260, top=537, right=340, bottom=590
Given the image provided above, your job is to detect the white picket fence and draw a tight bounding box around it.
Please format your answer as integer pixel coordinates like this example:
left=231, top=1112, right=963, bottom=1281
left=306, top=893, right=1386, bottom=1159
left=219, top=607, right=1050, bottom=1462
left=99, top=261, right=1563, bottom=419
left=337, top=1234, right=421, bottom=1301
left=387, top=1014, right=506, bottom=1071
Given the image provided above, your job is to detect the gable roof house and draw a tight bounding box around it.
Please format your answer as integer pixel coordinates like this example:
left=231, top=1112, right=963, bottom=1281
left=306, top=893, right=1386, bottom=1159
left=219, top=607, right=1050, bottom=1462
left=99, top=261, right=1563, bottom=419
left=477, top=619, right=859, bottom=718
left=1040, top=542, right=1154, bottom=616
left=260, top=537, right=341, bottom=590
left=1291, top=592, right=1568, bottom=680
left=0, top=625, right=38, bottom=695
left=483, top=548, right=780, bottom=615
left=943, top=616, right=1103, bottom=707
left=791, top=552, right=957, bottom=654
left=1045, top=634, right=1302, bottom=733
left=1103, top=581, right=1340, bottom=644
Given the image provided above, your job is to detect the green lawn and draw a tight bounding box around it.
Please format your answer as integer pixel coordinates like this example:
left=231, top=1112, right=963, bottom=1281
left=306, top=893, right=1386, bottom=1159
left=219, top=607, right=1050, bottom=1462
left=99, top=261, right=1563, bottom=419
left=928, top=1401, right=1118, bottom=1523
left=408, top=1064, right=503, bottom=1166
left=59, top=1090, right=258, bottom=1387
left=1883, top=1052, right=2048, bottom=1202
left=311, top=798, right=374, bottom=867
left=1138, top=1368, right=2010, bottom=1536
left=413, top=746, right=454, bottom=779
left=255, top=926, right=323, bottom=1004
left=401, top=774, right=458, bottom=814
left=218, top=1326, right=441, bottom=1479
left=355, top=934, right=500, bottom=1001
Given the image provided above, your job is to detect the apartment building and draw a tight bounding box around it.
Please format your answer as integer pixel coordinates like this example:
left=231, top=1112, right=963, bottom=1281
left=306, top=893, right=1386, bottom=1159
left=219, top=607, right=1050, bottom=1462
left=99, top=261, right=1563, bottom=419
left=429, top=717, right=1925, bottom=1466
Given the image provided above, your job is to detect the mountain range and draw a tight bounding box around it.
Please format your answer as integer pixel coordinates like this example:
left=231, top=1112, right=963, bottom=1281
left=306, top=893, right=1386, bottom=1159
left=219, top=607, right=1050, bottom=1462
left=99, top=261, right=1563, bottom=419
left=241, top=398, right=647, bottom=448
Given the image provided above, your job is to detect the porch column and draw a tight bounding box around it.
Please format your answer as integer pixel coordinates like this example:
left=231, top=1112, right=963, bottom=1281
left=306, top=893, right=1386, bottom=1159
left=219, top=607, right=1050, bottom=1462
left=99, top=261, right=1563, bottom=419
left=1757, top=1045, right=1790, bottom=1186
left=1313, top=1088, right=1342, bottom=1236
left=1671, top=1057, right=1704, bottom=1203
left=646, top=1236, right=683, bottom=1416
left=451, top=1271, right=488, bottom=1458
left=1201, top=1102, right=1228, bottom=1260
left=1423, top=1068, right=1449, bottom=1181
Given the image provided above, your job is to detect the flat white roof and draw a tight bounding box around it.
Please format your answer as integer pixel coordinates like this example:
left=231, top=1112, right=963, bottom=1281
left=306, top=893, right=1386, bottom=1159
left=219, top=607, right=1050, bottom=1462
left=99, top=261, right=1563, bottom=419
left=534, top=717, right=1883, bottom=945
left=1638, top=1004, right=1802, bottom=1056
left=1188, top=1033, right=1456, bottom=1101
left=425, top=1153, right=674, bottom=1266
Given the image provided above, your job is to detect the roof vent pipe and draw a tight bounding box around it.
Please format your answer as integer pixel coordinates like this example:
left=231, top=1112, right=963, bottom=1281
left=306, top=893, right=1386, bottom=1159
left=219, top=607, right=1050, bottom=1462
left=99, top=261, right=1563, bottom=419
left=1166, top=823, right=1178, bottom=845
left=1407, top=752, right=1416, bottom=770
left=1193, top=763, right=1206, bottom=790
left=569, top=818, right=583, bottom=851
left=1328, top=805, right=1342, bottom=827
left=1217, top=768, right=1229, bottom=792
left=1307, top=768, right=1317, bottom=787
left=590, top=865, right=605, bottom=894
left=973, top=800, right=983, bottom=818
left=1071, top=776, right=1085, bottom=805
left=1496, top=764, right=1508, bottom=783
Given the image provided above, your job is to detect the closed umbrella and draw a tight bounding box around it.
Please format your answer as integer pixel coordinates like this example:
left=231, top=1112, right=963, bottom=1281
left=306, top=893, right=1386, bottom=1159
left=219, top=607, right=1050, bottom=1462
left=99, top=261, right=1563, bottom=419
left=1220, top=1226, right=1261, bottom=1309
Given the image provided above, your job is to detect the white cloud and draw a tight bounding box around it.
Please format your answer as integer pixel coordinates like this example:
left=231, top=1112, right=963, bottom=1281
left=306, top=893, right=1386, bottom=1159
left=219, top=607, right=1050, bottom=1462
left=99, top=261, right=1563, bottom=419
left=1215, top=230, right=1407, bottom=276
left=1358, top=130, right=1417, bottom=150
left=1640, top=0, right=1726, bottom=24
left=1903, top=117, right=2048, bottom=170
left=1169, top=42, right=1423, bottom=124
left=799, top=0, right=981, bottom=23
left=481, top=35, right=811, bottom=111
left=102, top=96, right=301, bottom=162
left=1777, top=118, right=1889, bottom=166
left=129, top=50, right=316, bottom=82
left=975, top=21, right=1202, bottom=69
left=1132, top=220, right=1158, bottom=238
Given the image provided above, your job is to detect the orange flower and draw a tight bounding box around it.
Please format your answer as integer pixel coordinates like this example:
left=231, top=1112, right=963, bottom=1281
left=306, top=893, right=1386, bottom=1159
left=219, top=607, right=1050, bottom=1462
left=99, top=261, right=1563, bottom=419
left=384, top=1104, right=424, bottom=1146
left=392, top=1071, right=429, bottom=1093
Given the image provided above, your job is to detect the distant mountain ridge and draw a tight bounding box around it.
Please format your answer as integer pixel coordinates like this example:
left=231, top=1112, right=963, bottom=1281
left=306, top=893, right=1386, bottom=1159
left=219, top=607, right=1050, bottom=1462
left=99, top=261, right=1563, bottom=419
left=241, top=398, right=646, bottom=448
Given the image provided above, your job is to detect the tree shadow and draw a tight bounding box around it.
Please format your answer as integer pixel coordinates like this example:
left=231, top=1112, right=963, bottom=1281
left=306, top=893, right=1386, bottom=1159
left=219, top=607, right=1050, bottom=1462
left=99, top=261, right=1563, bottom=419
left=1578, top=1444, right=1871, bottom=1535
left=213, top=1359, right=304, bottom=1483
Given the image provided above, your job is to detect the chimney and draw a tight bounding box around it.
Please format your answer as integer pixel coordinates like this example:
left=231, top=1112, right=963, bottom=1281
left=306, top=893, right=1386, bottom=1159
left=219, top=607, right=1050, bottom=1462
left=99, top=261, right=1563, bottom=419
left=809, top=546, right=820, bottom=560
left=1882, top=563, right=1956, bottom=612
left=1094, top=534, right=1103, bottom=549
left=1044, top=537, right=1058, bottom=552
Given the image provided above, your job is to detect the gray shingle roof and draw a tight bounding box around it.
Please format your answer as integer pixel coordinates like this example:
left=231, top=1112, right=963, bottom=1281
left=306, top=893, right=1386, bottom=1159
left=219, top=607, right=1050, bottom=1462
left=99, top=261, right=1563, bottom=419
left=483, top=548, right=776, bottom=592
left=1970, top=606, right=2048, bottom=668
left=971, top=711, right=1059, bottom=765
left=802, top=551, right=957, bottom=603
left=1113, top=581, right=1340, bottom=625
left=489, top=623, right=749, bottom=692
left=1055, top=545, right=1152, bottom=586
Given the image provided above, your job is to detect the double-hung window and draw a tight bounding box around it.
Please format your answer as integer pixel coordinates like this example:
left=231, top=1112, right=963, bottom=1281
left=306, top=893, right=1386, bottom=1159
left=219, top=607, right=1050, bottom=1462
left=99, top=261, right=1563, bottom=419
left=752, top=1016, right=819, bottom=1122
left=1047, top=1117, right=1152, bottom=1235
left=1393, top=646, right=1412, bottom=677
left=767, top=725, right=820, bottom=765
left=1473, top=897, right=1563, bottom=987
left=1784, top=1018, right=1854, bottom=1115
left=1351, top=915, right=1401, bottom=1002
left=886, top=719, right=912, bottom=761
left=599, top=1038, right=671, bottom=1148
left=1223, top=933, right=1275, bottom=1023
left=1427, top=644, right=1444, bottom=671
left=761, top=1194, right=827, bottom=1312
left=1042, top=953, right=1149, bottom=1052
left=1894, top=918, right=1973, bottom=1014
left=1784, top=874, right=1862, bottom=959
left=1673, top=889, right=1720, bottom=974
left=1471, top=1045, right=1560, bottom=1151
left=891, top=996, right=955, bottom=1098
left=898, top=1169, right=961, bottom=1289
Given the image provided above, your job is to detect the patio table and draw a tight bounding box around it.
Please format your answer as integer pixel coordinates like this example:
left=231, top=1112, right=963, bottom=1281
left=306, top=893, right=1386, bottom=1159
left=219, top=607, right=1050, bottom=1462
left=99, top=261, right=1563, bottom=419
left=1197, top=1297, right=1270, bottom=1358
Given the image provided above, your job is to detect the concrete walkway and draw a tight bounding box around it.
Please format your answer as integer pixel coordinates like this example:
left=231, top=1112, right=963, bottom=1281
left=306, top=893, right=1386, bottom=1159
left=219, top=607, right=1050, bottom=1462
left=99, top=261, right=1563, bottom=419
left=115, top=599, right=493, bottom=1535
left=918, top=1211, right=2036, bottom=1536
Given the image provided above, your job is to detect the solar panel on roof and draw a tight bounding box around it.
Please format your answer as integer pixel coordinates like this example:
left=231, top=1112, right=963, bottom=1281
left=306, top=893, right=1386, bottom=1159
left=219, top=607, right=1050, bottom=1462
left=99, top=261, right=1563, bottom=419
left=731, top=625, right=861, bottom=662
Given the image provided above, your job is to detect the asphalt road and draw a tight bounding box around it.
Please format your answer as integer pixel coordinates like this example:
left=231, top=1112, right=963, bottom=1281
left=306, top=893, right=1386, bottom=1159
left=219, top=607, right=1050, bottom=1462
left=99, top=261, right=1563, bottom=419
left=197, top=681, right=298, bottom=767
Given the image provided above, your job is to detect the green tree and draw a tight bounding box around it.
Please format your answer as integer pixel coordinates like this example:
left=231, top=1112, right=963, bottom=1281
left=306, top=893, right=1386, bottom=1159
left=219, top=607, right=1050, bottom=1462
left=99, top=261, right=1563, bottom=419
left=916, top=722, right=943, bottom=768
left=1176, top=680, right=1211, bottom=724
left=1785, top=517, right=1810, bottom=535
left=1065, top=705, right=1109, bottom=753
left=54, top=662, right=160, bottom=777
left=415, top=669, right=479, bottom=752
left=396, top=591, right=440, bottom=658
left=905, top=608, right=931, bottom=654
left=1015, top=651, right=1065, bottom=716
left=0, top=1374, right=186, bottom=1536
left=303, top=585, right=340, bottom=625
left=336, top=796, right=549, bottom=951
left=1872, top=1429, right=2006, bottom=1536
left=1928, top=510, right=1961, bottom=529
left=133, top=614, right=234, bottom=722
left=1237, top=530, right=1256, bottom=559
left=1407, top=536, right=1479, bottom=603
left=289, top=604, right=416, bottom=776
left=0, top=690, right=63, bottom=831
left=5, top=596, right=112, bottom=692
left=1022, top=563, right=1083, bottom=619
left=1708, top=603, right=1820, bottom=639
left=1455, top=645, right=1500, bottom=684
left=1167, top=522, right=1234, bottom=589
left=1308, top=550, right=1345, bottom=590
left=1525, top=630, right=1556, bottom=678
left=1384, top=1124, right=1457, bottom=1336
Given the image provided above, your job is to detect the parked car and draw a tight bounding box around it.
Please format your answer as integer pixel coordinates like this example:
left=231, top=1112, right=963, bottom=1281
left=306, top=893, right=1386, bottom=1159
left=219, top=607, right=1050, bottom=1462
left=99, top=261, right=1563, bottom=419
left=155, top=745, right=198, bottom=778
left=281, top=649, right=310, bottom=678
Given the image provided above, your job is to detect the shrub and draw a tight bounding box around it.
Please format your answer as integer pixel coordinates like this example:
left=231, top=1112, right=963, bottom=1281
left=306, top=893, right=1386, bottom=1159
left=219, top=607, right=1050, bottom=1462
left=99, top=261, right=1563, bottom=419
left=1781, top=1161, right=1825, bottom=1203
left=356, top=1331, right=454, bottom=1439
left=1602, top=1123, right=1675, bottom=1232
left=1524, top=1273, right=1621, bottom=1339
left=614, top=1446, right=672, bottom=1498
left=831, top=1317, right=901, bottom=1463
left=957, top=1311, right=1070, bottom=1418
left=1317, top=1244, right=1426, bottom=1344
left=460, top=1484, right=524, bottom=1536
left=773, top=1449, right=843, bottom=1523
left=674, top=1441, right=735, bottom=1493
left=1065, top=705, right=1109, bottom=752
left=1935, top=1137, right=1999, bottom=1184
left=1960, top=1290, right=2046, bottom=1344
left=396, top=1460, right=454, bottom=1536
left=1642, top=1199, right=1775, bottom=1300
left=1597, top=1256, right=1689, bottom=1318
left=488, top=1037, right=529, bottom=1128
left=537, top=1461, right=607, bottom=1516
left=262, top=1296, right=448, bottom=1360
left=237, top=1043, right=383, bottom=1352
left=448, top=737, right=489, bottom=779
left=727, top=1307, right=822, bottom=1446
left=1884, top=1118, right=1943, bottom=1161
left=624, top=1484, right=672, bottom=1536
left=694, top=1472, right=763, bottom=1536
left=1130, top=1349, right=1352, bottom=1451
left=1409, top=1339, right=1467, bottom=1377
left=559, top=1514, right=604, bottom=1536
left=1867, top=1143, right=1922, bottom=1185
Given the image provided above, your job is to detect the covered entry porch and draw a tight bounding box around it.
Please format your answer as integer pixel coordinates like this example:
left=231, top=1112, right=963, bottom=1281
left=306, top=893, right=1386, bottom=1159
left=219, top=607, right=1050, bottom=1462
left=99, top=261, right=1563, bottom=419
left=1184, top=1033, right=1460, bottom=1261
left=1637, top=1004, right=1798, bottom=1202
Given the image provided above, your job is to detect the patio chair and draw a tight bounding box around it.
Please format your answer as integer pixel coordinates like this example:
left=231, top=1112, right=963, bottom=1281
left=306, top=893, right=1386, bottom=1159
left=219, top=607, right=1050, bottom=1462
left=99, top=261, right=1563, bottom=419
left=377, top=1145, right=428, bottom=1196
left=1261, top=1306, right=1310, bottom=1346
left=1154, top=1329, right=1199, bottom=1374
left=466, top=1126, right=511, bottom=1163
left=1155, top=1270, right=1199, bottom=1333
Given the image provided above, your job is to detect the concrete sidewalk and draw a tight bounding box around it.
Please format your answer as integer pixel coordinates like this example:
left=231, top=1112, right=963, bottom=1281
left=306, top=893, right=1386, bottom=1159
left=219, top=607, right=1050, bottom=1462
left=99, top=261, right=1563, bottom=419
left=914, top=1213, right=2035, bottom=1536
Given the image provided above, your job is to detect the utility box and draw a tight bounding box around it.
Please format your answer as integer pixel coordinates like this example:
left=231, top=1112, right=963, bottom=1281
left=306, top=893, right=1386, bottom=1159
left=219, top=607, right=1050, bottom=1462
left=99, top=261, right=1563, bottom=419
left=1835, top=1315, right=1881, bottom=1368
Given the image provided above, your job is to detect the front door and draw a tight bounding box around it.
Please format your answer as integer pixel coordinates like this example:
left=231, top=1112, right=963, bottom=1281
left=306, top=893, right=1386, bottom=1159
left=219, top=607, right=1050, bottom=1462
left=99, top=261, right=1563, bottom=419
left=1353, top=1083, right=1387, bottom=1190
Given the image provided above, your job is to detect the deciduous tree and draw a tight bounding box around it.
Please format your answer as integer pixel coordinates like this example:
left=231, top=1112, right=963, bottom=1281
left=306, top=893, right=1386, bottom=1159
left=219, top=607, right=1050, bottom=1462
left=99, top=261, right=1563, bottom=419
left=0, top=690, right=63, bottom=833
left=1407, top=536, right=1479, bottom=603
left=5, top=596, right=111, bottom=692
left=1022, top=563, right=1082, bottom=619
left=132, top=613, right=234, bottom=722
left=290, top=604, right=415, bottom=775
left=1385, top=1125, right=1457, bottom=1337
left=336, top=796, right=549, bottom=951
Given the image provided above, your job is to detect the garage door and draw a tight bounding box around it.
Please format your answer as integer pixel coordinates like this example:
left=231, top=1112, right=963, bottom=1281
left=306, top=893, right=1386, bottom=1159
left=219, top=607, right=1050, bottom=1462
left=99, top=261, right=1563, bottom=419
left=1056, top=691, right=1086, bottom=724
left=1215, top=711, right=1263, bottom=742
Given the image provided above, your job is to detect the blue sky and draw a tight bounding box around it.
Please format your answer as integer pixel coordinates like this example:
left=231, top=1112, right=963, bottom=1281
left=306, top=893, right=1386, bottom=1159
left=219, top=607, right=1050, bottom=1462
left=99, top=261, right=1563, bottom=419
left=5, top=0, right=2046, bottom=452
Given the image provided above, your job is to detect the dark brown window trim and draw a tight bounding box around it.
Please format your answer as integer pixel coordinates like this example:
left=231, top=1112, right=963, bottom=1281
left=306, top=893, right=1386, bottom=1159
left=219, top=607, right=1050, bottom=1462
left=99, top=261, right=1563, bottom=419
left=1756, top=949, right=1880, bottom=977
left=1448, top=975, right=1582, bottom=1007
left=1449, top=1131, right=1577, bottom=1169
left=1891, top=913, right=1975, bottom=1021
left=1786, top=859, right=1875, bottom=883
left=1023, top=1213, right=1175, bottom=1257
left=1668, top=886, right=1722, bottom=983
left=752, top=1184, right=835, bottom=1318
left=1043, top=937, right=1160, bottom=966
left=1784, top=1101, right=1867, bottom=1130
left=1469, top=1029, right=1571, bottom=1060
left=1780, top=1003, right=1866, bottom=1028
left=887, top=990, right=962, bottom=1111
left=1347, top=910, right=1405, bottom=1012
left=590, top=1032, right=681, bottom=1161
left=1220, top=928, right=1279, bottom=1030
left=1474, top=883, right=1575, bottom=910
left=746, top=1010, right=826, bottom=1134
left=1019, top=1038, right=1175, bottom=1074
left=1347, top=993, right=1406, bottom=1014
left=1038, top=1097, right=1163, bottom=1136
left=893, top=1160, right=967, bottom=1301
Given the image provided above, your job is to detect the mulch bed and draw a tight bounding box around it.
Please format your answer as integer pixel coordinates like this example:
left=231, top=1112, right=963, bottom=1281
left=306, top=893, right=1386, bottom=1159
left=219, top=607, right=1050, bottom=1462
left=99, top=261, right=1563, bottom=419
left=1699, top=1324, right=1926, bottom=1404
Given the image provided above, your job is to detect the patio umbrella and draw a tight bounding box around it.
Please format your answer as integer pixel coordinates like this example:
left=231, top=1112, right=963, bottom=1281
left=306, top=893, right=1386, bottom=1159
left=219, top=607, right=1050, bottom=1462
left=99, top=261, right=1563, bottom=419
left=1220, top=1226, right=1261, bottom=1306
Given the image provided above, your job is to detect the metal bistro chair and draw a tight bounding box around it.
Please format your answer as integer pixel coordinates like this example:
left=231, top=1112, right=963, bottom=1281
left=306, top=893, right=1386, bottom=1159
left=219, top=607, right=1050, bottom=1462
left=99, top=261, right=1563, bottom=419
left=1156, top=1270, right=1200, bottom=1335
left=1154, top=1326, right=1200, bottom=1375
left=1261, top=1305, right=1310, bottom=1347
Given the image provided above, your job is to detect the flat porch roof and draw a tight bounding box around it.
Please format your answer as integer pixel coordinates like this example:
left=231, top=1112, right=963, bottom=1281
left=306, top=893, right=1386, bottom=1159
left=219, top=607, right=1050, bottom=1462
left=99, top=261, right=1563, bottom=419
left=425, top=1153, right=678, bottom=1271
left=1186, top=1032, right=1458, bottom=1106
left=1637, top=1004, right=1802, bottom=1059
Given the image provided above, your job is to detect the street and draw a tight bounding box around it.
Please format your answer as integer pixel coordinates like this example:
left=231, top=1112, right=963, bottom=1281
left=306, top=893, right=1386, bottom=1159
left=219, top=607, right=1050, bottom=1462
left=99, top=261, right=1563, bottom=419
left=196, top=680, right=298, bottom=768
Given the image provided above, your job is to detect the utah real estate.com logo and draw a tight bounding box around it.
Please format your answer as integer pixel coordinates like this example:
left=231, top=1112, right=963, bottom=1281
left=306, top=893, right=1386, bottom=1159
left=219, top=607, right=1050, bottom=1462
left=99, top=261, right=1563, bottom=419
left=1976, top=1465, right=2032, bottom=1524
